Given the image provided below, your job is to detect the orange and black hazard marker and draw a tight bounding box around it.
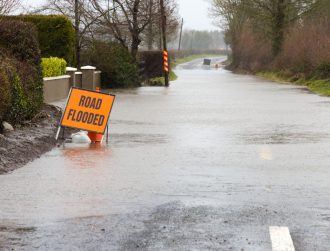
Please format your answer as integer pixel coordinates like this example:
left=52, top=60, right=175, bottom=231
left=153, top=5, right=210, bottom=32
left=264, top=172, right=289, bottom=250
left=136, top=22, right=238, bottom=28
left=163, top=50, right=169, bottom=73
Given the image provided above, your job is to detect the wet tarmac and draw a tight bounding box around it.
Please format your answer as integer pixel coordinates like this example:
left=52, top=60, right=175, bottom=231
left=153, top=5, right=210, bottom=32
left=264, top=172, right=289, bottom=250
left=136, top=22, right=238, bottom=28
left=1, top=57, right=330, bottom=250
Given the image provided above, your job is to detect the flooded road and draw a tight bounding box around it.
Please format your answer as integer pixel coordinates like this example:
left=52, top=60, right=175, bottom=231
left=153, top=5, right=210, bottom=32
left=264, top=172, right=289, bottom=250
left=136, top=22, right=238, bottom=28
left=1, top=57, right=330, bottom=250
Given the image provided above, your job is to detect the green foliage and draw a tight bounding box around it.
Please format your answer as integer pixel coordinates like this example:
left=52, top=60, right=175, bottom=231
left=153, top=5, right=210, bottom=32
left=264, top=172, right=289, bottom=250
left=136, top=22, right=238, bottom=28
left=258, top=71, right=330, bottom=96
left=0, top=19, right=41, bottom=68
left=307, top=79, right=330, bottom=96
left=42, top=57, right=67, bottom=77
left=17, top=62, right=44, bottom=119
left=0, top=60, right=12, bottom=126
left=314, top=62, right=330, bottom=79
left=8, top=74, right=28, bottom=124
left=8, top=15, right=75, bottom=65
left=147, top=70, right=178, bottom=86
left=0, top=19, right=43, bottom=126
left=82, top=41, right=139, bottom=88
left=169, top=70, right=177, bottom=81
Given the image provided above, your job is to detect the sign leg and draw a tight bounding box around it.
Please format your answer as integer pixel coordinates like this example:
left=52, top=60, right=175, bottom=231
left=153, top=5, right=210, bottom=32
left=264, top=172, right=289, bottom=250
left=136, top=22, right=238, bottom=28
left=55, top=126, right=61, bottom=140
left=62, top=127, right=65, bottom=140
left=106, top=125, right=109, bottom=144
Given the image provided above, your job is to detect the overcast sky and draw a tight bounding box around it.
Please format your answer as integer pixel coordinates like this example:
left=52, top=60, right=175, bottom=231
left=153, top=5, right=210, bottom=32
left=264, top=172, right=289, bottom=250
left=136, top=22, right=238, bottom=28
left=177, top=0, right=217, bottom=30
left=22, top=0, right=217, bottom=31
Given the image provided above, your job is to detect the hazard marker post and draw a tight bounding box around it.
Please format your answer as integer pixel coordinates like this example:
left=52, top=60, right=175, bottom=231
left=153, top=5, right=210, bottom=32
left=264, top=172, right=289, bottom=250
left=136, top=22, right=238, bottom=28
left=160, top=0, right=169, bottom=87
left=163, top=50, right=169, bottom=73
left=55, top=87, right=115, bottom=142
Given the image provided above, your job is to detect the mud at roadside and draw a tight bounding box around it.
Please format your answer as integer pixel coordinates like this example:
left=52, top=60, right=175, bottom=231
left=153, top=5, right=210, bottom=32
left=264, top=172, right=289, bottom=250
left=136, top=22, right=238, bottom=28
left=0, top=104, right=74, bottom=174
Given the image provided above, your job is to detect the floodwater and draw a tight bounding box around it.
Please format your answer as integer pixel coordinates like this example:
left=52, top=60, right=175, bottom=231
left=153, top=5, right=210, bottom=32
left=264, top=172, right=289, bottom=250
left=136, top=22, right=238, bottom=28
left=1, top=58, right=330, bottom=250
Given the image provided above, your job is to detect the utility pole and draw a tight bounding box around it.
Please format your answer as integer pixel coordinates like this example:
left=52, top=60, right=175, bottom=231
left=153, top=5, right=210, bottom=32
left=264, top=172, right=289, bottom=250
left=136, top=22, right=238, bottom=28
left=74, top=0, right=80, bottom=68
left=160, top=0, right=169, bottom=87
left=178, top=18, right=183, bottom=51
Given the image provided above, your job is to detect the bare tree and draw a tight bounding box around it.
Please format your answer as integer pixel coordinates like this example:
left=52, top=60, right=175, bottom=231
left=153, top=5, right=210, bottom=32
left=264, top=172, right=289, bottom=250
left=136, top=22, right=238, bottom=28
left=36, top=0, right=179, bottom=62
left=211, top=0, right=319, bottom=56
left=90, top=0, right=157, bottom=60
left=246, top=0, right=319, bottom=55
left=36, top=0, right=100, bottom=67
left=211, top=0, right=248, bottom=64
left=0, top=0, right=19, bottom=15
left=143, top=0, right=179, bottom=50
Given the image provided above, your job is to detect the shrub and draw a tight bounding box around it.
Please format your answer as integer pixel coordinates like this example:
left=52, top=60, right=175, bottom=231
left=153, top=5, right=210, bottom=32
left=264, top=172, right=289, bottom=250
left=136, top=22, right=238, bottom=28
left=233, top=23, right=272, bottom=72
left=14, top=61, right=44, bottom=120
left=315, top=62, right=330, bottom=79
left=0, top=55, right=27, bottom=126
left=8, top=73, right=28, bottom=123
left=8, top=15, right=75, bottom=65
left=275, top=18, right=330, bottom=78
left=42, top=57, right=67, bottom=77
left=0, top=19, right=41, bottom=68
left=138, top=51, right=163, bottom=79
left=0, top=19, right=43, bottom=125
left=82, top=41, right=139, bottom=88
left=0, top=57, right=12, bottom=128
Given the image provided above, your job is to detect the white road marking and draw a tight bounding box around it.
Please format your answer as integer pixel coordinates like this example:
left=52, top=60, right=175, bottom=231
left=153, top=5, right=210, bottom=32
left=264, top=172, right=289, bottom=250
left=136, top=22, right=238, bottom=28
left=269, top=226, right=295, bottom=251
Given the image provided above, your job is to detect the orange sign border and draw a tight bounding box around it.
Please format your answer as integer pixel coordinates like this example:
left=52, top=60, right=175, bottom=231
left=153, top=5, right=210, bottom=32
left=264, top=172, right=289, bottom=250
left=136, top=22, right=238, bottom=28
left=60, top=87, right=116, bottom=134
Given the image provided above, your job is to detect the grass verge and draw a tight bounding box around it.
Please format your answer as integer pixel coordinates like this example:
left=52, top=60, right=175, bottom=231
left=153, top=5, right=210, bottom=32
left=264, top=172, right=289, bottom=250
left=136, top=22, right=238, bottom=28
left=257, top=71, right=330, bottom=96
left=145, top=70, right=177, bottom=86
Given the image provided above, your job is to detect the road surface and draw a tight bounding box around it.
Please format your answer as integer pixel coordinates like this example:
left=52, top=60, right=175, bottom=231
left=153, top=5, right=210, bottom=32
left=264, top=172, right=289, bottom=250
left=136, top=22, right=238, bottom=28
left=1, top=57, right=330, bottom=250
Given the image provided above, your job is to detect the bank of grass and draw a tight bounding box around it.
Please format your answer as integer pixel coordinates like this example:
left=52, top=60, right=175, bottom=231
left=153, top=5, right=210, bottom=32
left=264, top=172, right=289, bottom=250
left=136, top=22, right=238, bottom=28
left=257, top=71, right=330, bottom=96
left=146, top=70, right=177, bottom=86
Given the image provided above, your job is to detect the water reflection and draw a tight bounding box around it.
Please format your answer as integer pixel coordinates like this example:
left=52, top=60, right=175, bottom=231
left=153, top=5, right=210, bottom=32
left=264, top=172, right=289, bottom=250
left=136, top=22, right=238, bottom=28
left=258, top=146, right=273, bottom=161
left=63, top=143, right=110, bottom=168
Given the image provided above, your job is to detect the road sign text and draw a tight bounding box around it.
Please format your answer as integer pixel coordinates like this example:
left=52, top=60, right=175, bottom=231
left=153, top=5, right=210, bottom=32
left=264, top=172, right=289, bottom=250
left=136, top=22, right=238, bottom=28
left=60, top=88, right=115, bottom=134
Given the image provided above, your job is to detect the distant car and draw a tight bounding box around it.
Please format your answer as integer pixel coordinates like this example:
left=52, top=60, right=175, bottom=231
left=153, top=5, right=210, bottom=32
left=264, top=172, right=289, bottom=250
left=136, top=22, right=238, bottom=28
left=203, top=59, right=211, bottom=66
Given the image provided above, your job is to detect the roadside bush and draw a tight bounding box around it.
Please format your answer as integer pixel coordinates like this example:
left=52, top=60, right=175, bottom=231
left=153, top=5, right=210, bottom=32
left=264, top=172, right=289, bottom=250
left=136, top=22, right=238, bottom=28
left=14, top=61, right=44, bottom=121
left=0, top=58, right=12, bottom=129
left=82, top=41, right=139, bottom=88
left=0, top=19, right=41, bottom=68
left=42, top=57, right=67, bottom=77
left=8, top=72, right=29, bottom=123
left=138, top=51, right=163, bottom=79
left=234, top=23, right=272, bottom=73
left=274, top=18, right=330, bottom=78
left=315, top=63, right=330, bottom=79
left=0, top=55, right=27, bottom=126
left=0, top=19, right=43, bottom=125
left=8, top=15, right=75, bottom=65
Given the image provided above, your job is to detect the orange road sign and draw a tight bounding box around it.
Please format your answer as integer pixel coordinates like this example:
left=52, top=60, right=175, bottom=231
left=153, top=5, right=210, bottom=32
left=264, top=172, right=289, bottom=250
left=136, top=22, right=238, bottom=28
left=163, top=50, right=169, bottom=73
left=60, top=87, right=115, bottom=134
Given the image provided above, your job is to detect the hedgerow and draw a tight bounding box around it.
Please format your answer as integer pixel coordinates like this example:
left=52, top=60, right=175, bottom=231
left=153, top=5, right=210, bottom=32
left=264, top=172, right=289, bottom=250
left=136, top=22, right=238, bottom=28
left=7, top=15, right=75, bottom=65
left=0, top=19, right=43, bottom=127
left=0, top=57, right=12, bottom=127
left=82, top=41, right=139, bottom=88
